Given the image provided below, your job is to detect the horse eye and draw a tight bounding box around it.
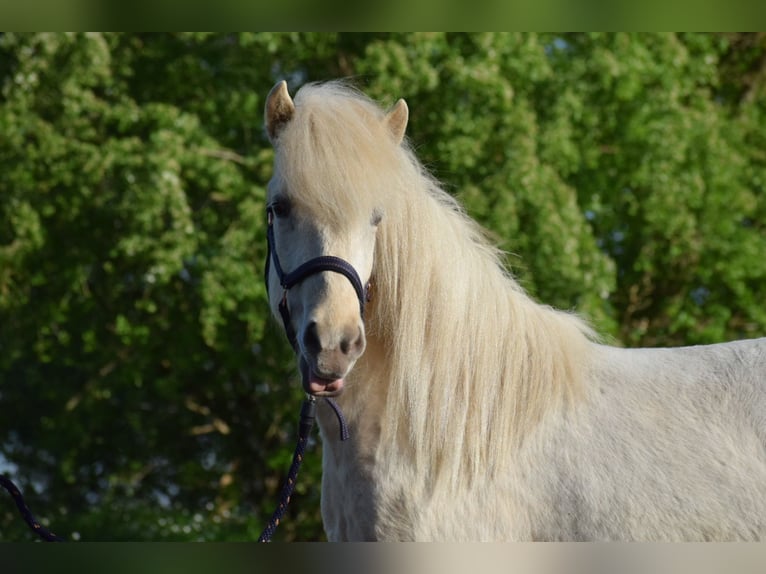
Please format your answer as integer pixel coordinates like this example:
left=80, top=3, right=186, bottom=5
left=268, top=197, right=292, bottom=219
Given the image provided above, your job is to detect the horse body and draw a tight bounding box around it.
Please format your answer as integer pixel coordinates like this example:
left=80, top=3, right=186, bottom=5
left=318, top=339, right=766, bottom=541
left=526, top=340, right=766, bottom=541
left=263, top=80, right=766, bottom=541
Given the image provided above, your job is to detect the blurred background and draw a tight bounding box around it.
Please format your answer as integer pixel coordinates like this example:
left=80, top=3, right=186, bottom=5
left=1, top=32, right=765, bottom=541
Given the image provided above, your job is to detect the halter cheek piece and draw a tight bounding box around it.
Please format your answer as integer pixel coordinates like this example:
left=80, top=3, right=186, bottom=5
left=264, top=207, right=371, bottom=351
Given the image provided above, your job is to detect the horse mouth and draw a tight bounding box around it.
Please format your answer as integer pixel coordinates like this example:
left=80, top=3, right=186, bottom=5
left=300, top=356, right=345, bottom=397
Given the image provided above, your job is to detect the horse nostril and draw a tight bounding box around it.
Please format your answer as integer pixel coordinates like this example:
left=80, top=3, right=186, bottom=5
left=340, top=327, right=365, bottom=356
left=303, top=321, right=321, bottom=354
left=305, top=321, right=365, bottom=358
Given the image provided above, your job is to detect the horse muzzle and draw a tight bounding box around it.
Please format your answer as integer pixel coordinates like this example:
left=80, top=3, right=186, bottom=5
left=299, top=320, right=366, bottom=396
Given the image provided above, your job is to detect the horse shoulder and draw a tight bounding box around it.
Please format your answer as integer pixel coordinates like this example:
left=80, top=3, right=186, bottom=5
left=523, top=339, right=766, bottom=540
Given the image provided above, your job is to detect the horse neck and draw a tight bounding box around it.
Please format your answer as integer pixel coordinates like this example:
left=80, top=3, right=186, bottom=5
left=342, top=185, right=592, bottom=486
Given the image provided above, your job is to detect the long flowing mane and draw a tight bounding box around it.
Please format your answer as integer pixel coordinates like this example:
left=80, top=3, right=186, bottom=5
left=282, top=81, right=597, bottom=490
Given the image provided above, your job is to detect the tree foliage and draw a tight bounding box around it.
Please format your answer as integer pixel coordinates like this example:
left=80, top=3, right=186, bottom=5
left=1, top=33, right=765, bottom=540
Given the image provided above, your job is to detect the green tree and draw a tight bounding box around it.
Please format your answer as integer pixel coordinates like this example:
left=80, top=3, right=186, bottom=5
left=0, top=32, right=313, bottom=541
left=1, top=33, right=765, bottom=541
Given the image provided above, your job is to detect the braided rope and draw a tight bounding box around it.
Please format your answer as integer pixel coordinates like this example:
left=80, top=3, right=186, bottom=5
left=3, top=395, right=348, bottom=542
left=324, top=398, right=350, bottom=442
left=257, top=397, right=317, bottom=542
left=0, top=474, right=64, bottom=542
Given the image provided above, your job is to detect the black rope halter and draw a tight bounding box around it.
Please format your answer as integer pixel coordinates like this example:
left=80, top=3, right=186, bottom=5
left=258, top=204, right=368, bottom=541
left=264, top=206, right=369, bottom=349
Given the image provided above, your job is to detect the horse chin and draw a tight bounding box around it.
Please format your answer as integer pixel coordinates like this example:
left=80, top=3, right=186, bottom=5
left=300, top=356, right=345, bottom=397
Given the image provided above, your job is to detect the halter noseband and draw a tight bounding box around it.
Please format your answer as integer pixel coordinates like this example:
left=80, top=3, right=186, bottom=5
left=264, top=207, right=370, bottom=350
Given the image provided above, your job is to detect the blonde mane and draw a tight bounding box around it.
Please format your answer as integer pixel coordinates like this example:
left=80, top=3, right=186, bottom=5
left=277, top=82, right=400, bottom=228
left=280, top=81, right=596, bottom=490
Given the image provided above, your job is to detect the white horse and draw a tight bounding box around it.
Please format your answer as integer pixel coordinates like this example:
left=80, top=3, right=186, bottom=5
left=263, top=79, right=766, bottom=541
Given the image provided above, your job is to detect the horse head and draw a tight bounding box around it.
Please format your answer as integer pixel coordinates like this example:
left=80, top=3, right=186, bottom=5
left=264, top=80, right=408, bottom=397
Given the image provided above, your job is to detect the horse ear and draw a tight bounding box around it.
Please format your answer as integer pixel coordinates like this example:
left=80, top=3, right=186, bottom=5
left=385, top=98, right=408, bottom=144
left=265, top=80, right=295, bottom=143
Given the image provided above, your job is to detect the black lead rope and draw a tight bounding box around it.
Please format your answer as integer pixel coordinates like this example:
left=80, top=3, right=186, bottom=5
left=257, top=396, right=349, bottom=543
left=0, top=474, right=64, bottom=542
left=257, top=396, right=316, bottom=542
left=1, top=395, right=346, bottom=543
